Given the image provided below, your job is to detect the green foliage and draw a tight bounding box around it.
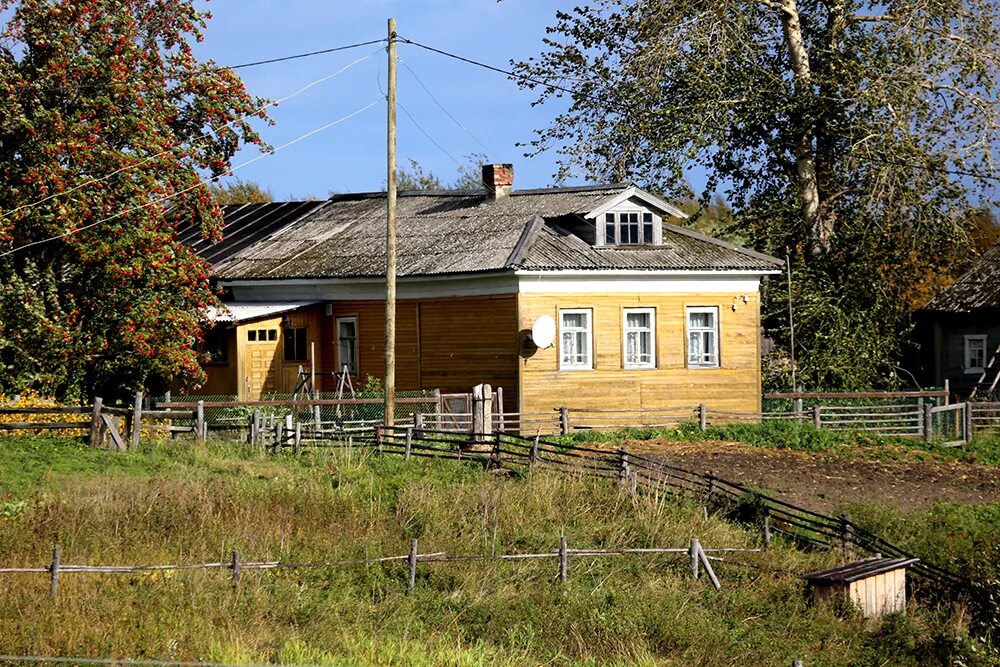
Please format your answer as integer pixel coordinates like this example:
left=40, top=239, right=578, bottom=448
left=209, top=178, right=273, bottom=205
left=0, top=0, right=269, bottom=401
left=396, top=153, right=488, bottom=191
left=0, top=436, right=991, bottom=665
left=516, top=0, right=1000, bottom=390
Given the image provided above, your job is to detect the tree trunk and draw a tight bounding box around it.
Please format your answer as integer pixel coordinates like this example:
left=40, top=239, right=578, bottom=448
left=779, top=0, right=829, bottom=255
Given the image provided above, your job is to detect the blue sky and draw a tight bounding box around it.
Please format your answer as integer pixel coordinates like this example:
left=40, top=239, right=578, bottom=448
left=194, top=0, right=594, bottom=199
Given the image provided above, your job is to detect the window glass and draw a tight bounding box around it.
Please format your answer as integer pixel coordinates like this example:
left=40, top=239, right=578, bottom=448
left=248, top=330, right=257, bottom=342
left=283, top=327, right=308, bottom=362
left=605, top=213, right=616, bottom=244
left=966, top=335, right=987, bottom=372
left=337, top=317, right=358, bottom=375
left=642, top=212, right=654, bottom=243
left=687, top=307, right=719, bottom=367
left=602, top=210, right=657, bottom=246
left=624, top=309, right=655, bottom=368
left=560, top=309, right=592, bottom=370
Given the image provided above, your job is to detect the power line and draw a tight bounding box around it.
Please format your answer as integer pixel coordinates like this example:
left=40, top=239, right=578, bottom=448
left=28, top=39, right=387, bottom=95
left=398, top=58, right=496, bottom=158
left=398, top=101, right=462, bottom=167
left=0, top=98, right=382, bottom=258
left=400, top=36, right=1000, bottom=186
left=4, top=49, right=382, bottom=219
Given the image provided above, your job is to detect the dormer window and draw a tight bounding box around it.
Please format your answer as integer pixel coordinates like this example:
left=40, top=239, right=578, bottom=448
left=604, top=211, right=655, bottom=245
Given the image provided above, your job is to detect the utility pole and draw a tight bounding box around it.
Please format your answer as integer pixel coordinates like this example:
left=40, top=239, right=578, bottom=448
left=384, top=17, right=398, bottom=428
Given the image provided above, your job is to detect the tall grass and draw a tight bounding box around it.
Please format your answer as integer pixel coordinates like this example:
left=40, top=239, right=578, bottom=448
left=0, top=437, right=993, bottom=666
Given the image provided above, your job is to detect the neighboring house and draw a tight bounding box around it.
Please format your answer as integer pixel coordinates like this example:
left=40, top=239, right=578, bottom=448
left=188, top=164, right=783, bottom=416
left=920, top=242, right=1000, bottom=397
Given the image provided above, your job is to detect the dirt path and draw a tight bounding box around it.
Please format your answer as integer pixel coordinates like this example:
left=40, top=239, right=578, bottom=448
left=619, top=440, right=1000, bottom=513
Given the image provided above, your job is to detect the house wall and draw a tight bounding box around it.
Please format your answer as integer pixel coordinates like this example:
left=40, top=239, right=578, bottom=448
left=517, top=292, right=762, bottom=416
left=200, top=328, right=238, bottom=396
left=320, top=294, right=520, bottom=407
left=933, top=312, right=1000, bottom=396
left=196, top=307, right=324, bottom=399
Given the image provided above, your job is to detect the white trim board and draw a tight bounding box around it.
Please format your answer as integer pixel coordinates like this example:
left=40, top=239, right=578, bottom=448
left=223, top=270, right=769, bottom=301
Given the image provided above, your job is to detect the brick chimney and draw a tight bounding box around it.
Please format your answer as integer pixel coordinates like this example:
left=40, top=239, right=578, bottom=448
left=482, top=163, right=513, bottom=201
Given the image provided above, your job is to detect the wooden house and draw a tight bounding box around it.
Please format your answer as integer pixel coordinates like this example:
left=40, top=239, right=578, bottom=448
left=185, top=165, right=783, bottom=415
left=803, top=557, right=918, bottom=618
left=919, top=242, right=1000, bottom=397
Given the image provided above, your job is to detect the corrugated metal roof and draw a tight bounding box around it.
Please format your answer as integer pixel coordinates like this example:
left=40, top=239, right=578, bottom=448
left=177, top=201, right=325, bottom=269
left=207, top=301, right=319, bottom=323
left=925, top=243, right=1000, bottom=313
left=210, top=186, right=782, bottom=280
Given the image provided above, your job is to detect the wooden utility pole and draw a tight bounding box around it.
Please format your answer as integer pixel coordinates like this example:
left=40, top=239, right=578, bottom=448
left=384, top=17, right=398, bottom=428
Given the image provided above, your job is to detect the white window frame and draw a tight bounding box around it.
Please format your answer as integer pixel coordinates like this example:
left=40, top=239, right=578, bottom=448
left=559, top=308, right=594, bottom=371
left=336, top=316, right=359, bottom=376
left=964, top=334, right=988, bottom=374
left=601, top=208, right=660, bottom=246
left=623, top=308, right=656, bottom=369
left=686, top=306, right=720, bottom=369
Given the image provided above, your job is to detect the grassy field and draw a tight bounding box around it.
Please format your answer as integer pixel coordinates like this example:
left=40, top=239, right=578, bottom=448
left=0, top=436, right=995, bottom=666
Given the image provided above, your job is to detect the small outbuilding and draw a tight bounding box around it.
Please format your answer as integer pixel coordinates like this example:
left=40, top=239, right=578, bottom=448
left=803, top=557, right=919, bottom=618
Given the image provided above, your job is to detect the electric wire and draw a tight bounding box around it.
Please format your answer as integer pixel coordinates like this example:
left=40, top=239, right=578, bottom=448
left=398, top=58, right=496, bottom=158
left=29, top=38, right=387, bottom=94
left=397, top=101, right=462, bottom=168
left=4, top=49, right=382, bottom=219
left=398, top=35, right=1000, bottom=185
left=0, top=98, right=382, bottom=258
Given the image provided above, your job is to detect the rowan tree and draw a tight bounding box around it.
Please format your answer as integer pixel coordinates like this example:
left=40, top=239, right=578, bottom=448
left=515, top=0, right=999, bottom=389
left=0, top=0, right=269, bottom=401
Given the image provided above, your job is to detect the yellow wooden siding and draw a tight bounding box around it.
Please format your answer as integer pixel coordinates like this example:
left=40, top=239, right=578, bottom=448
left=200, top=329, right=238, bottom=396
left=321, top=295, right=520, bottom=409
left=847, top=569, right=906, bottom=617
left=517, top=292, right=762, bottom=415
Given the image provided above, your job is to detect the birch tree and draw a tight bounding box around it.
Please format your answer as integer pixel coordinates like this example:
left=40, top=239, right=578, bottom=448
left=515, top=0, right=999, bottom=388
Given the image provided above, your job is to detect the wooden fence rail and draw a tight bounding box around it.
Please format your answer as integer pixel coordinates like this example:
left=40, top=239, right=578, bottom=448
left=2, top=537, right=759, bottom=598
left=354, top=426, right=970, bottom=592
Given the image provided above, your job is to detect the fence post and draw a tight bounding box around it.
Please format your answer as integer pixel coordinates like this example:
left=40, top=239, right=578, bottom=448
left=923, top=401, right=933, bottom=442
left=405, top=427, right=413, bottom=460
left=376, top=426, right=384, bottom=455
left=131, top=391, right=143, bottom=449
left=491, top=431, right=502, bottom=468
left=689, top=538, right=700, bottom=579
left=413, top=411, right=423, bottom=432
left=964, top=403, right=974, bottom=443
left=793, top=398, right=804, bottom=417
left=763, top=514, right=772, bottom=547
left=407, top=539, right=418, bottom=594
left=252, top=409, right=261, bottom=447
left=195, top=401, right=205, bottom=444
left=294, top=422, right=302, bottom=455
left=618, top=448, right=630, bottom=486
left=699, top=403, right=707, bottom=431
left=529, top=432, right=540, bottom=468
left=313, top=388, right=321, bottom=434
left=838, top=514, right=853, bottom=556
left=811, top=405, right=821, bottom=429
left=231, top=551, right=241, bottom=586
left=558, top=533, right=568, bottom=583
left=697, top=542, right=722, bottom=590
left=89, top=397, right=104, bottom=448
left=559, top=407, right=570, bottom=436
left=792, top=661, right=804, bottom=667
left=49, top=544, right=61, bottom=599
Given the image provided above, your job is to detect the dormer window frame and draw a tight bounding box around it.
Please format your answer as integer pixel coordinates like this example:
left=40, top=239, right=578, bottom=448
left=600, top=208, right=662, bottom=247
left=586, top=186, right=682, bottom=248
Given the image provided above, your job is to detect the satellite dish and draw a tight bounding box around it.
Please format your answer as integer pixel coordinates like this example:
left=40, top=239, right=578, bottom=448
left=530, top=315, right=556, bottom=349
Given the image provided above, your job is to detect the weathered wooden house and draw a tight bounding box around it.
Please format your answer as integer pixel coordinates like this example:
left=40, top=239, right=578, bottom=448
left=185, top=165, right=783, bottom=415
left=919, top=242, right=1000, bottom=397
